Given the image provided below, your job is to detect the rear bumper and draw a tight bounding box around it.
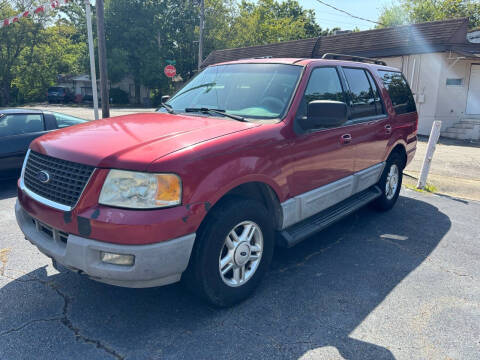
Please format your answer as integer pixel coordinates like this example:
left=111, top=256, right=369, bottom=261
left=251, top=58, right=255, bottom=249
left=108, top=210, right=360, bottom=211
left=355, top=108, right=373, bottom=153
left=15, top=200, right=196, bottom=288
left=48, top=96, right=65, bottom=101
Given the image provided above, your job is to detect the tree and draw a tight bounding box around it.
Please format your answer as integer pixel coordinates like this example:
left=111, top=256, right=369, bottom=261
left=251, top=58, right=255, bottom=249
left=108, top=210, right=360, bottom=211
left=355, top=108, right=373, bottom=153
left=13, top=24, right=85, bottom=102
left=105, top=0, right=336, bottom=104
left=0, top=2, right=42, bottom=105
left=105, top=0, right=198, bottom=104
left=0, top=1, right=87, bottom=105
left=203, top=0, right=237, bottom=60
left=2, top=0, right=333, bottom=106
left=378, top=0, right=480, bottom=28
left=226, top=0, right=336, bottom=48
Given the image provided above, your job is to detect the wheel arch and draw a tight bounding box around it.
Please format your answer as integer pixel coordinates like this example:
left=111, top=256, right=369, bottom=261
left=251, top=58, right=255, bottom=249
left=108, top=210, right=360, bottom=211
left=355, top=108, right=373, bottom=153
left=200, top=180, right=284, bottom=231
left=385, top=137, right=408, bottom=168
left=389, top=143, right=408, bottom=169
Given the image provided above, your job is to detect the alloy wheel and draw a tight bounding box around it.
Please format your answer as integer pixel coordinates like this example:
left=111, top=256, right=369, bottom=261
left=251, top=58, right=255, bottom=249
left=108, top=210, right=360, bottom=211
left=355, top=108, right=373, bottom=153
left=385, top=164, right=399, bottom=200
left=218, top=221, right=263, bottom=287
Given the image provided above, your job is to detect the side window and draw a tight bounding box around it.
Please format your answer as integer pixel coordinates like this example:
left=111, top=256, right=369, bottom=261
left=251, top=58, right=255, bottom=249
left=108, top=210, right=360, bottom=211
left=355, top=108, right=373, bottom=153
left=0, top=114, right=44, bottom=136
left=296, top=67, right=345, bottom=123
left=365, top=71, right=385, bottom=115
left=343, top=67, right=379, bottom=119
left=53, top=113, right=85, bottom=128
left=379, top=70, right=416, bottom=114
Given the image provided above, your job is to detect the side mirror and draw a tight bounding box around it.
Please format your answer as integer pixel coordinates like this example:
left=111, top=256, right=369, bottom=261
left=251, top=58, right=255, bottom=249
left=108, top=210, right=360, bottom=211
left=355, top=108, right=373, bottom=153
left=300, top=100, right=348, bottom=130
left=161, top=95, right=170, bottom=103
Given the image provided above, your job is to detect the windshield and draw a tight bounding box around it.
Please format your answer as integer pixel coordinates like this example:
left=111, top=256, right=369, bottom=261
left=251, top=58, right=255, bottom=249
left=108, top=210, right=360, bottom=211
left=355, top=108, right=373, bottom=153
left=166, top=63, right=302, bottom=120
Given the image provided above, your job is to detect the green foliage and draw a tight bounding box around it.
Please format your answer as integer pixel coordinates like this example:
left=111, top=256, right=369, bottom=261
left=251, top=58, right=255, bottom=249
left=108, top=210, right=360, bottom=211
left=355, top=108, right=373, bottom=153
left=0, top=1, right=88, bottom=105
left=13, top=25, right=86, bottom=102
left=378, top=0, right=480, bottom=28
left=105, top=0, right=199, bottom=103
left=226, top=0, right=339, bottom=48
left=226, top=0, right=325, bottom=47
left=2, top=0, right=335, bottom=106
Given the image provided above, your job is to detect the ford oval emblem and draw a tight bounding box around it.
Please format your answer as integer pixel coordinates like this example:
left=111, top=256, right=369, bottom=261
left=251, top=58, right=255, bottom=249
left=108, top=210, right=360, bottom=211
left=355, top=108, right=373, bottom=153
left=36, top=170, right=51, bottom=184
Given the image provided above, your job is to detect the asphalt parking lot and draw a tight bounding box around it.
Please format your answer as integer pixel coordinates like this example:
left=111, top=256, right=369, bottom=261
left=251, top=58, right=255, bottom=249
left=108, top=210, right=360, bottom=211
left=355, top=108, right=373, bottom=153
left=1, top=180, right=479, bottom=360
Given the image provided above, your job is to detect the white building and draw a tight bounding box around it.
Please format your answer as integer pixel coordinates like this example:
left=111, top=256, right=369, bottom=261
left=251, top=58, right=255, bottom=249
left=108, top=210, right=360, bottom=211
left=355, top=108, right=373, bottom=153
left=202, top=18, right=480, bottom=140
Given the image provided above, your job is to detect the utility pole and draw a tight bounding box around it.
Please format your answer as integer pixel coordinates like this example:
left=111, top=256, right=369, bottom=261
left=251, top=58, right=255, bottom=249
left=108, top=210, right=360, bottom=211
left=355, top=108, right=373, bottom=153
left=198, top=0, right=204, bottom=70
left=84, top=0, right=99, bottom=120
left=96, top=0, right=110, bottom=118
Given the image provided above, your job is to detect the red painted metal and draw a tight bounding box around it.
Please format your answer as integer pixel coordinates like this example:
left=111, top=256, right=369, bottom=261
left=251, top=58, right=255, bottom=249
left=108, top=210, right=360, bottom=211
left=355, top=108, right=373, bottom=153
left=18, top=58, right=417, bottom=246
left=164, top=65, right=176, bottom=78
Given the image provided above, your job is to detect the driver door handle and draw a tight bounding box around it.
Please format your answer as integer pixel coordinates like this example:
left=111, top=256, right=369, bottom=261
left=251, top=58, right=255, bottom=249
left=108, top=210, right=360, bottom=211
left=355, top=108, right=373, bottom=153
left=340, top=134, right=352, bottom=144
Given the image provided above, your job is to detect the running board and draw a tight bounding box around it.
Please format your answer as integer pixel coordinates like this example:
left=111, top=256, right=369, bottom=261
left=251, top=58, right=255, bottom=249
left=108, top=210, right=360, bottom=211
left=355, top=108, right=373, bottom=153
left=278, top=186, right=382, bottom=248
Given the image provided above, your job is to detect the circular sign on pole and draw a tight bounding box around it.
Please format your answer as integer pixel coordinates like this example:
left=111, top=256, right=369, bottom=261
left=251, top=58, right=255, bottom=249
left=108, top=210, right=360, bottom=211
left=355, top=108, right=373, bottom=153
left=164, top=65, right=176, bottom=78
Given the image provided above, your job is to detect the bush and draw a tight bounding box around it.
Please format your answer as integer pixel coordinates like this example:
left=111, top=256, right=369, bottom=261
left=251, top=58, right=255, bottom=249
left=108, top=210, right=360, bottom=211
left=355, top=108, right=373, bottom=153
left=151, top=89, right=164, bottom=107
left=110, top=88, right=129, bottom=104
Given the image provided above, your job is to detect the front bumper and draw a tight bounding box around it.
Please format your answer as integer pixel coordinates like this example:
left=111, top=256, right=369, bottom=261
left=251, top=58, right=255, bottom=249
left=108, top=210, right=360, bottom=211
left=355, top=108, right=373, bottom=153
left=15, top=200, right=196, bottom=288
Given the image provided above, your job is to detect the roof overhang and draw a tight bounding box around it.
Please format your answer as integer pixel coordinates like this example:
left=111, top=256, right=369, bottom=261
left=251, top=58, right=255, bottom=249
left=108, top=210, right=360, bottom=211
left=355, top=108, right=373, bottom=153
left=449, top=45, right=480, bottom=59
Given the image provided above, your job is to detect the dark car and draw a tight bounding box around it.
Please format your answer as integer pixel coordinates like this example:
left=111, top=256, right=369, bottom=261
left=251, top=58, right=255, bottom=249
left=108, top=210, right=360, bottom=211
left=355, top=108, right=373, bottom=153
left=47, top=87, right=74, bottom=103
left=0, top=109, right=86, bottom=179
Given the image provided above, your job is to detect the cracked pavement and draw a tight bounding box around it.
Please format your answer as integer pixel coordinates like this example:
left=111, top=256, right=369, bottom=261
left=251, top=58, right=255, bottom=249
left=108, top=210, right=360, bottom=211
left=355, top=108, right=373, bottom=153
left=1, top=178, right=479, bottom=359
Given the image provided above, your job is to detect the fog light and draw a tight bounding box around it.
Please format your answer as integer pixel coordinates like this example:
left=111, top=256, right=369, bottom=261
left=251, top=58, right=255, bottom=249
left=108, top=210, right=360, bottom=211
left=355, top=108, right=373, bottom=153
left=100, top=252, right=135, bottom=266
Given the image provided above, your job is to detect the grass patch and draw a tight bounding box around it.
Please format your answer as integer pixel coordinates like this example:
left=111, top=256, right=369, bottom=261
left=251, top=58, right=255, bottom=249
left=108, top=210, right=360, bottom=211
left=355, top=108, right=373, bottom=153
left=404, top=183, right=438, bottom=193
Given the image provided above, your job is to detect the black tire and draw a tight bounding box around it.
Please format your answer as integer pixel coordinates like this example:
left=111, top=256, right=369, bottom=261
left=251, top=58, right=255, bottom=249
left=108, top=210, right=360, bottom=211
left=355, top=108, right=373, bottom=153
left=183, top=197, right=274, bottom=307
left=372, top=152, right=404, bottom=211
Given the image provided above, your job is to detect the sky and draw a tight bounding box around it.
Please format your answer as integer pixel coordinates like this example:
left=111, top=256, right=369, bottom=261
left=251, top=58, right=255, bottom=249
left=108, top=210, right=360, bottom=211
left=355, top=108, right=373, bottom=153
left=298, top=0, right=392, bottom=31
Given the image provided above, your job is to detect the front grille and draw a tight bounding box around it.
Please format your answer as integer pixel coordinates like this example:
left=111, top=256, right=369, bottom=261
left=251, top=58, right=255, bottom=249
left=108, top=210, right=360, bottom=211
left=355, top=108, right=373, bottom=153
left=24, top=151, right=94, bottom=208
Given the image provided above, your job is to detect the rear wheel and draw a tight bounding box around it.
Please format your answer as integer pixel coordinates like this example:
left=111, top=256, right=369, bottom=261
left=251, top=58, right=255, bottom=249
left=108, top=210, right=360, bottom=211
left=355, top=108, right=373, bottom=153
left=372, top=152, right=404, bottom=211
left=183, top=198, right=274, bottom=307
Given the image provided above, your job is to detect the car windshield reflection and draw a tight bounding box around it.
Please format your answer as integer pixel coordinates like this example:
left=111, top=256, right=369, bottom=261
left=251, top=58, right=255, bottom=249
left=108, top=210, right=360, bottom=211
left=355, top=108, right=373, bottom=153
left=164, top=63, right=302, bottom=121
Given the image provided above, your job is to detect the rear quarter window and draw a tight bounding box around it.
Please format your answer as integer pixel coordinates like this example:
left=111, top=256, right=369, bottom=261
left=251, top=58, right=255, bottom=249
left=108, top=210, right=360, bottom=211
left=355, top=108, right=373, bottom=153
left=378, top=71, right=416, bottom=114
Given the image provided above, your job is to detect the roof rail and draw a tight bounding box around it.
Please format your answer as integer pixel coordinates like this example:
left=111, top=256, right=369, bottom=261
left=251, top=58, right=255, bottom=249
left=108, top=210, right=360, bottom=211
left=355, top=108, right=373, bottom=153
left=321, top=53, right=387, bottom=66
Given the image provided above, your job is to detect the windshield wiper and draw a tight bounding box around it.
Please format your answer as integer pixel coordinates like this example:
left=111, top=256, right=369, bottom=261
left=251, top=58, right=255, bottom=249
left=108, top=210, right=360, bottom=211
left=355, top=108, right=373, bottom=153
left=158, top=103, right=175, bottom=114
left=184, top=107, right=247, bottom=122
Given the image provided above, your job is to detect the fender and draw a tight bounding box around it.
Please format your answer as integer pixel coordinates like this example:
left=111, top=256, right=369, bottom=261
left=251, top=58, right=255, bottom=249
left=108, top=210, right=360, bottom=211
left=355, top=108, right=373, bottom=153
left=384, top=137, right=407, bottom=160
left=187, top=156, right=285, bottom=208
left=383, top=115, right=411, bottom=161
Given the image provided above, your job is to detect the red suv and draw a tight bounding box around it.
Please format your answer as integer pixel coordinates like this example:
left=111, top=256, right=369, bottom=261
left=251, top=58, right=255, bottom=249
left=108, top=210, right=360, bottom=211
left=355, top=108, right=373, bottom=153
left=15, top=57, right=417, bottom=306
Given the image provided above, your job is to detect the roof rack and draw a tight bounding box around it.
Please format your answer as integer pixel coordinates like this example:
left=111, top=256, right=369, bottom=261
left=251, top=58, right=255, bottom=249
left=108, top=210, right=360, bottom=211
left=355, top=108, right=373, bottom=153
left=321, top=53, right=387, bottom=66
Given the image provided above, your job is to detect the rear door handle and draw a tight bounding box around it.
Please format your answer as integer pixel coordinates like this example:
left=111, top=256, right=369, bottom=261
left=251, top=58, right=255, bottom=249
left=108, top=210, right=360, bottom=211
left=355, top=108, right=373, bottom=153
left=340, top=134, right=352, bottom=144
left=385, top=124, right=392, bottom=134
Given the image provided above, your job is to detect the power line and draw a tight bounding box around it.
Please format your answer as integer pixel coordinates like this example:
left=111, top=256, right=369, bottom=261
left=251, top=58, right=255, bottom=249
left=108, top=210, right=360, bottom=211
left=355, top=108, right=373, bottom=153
left=314, top=0, right=385, bottom=26
left=316, top=17, right=364, bottom=27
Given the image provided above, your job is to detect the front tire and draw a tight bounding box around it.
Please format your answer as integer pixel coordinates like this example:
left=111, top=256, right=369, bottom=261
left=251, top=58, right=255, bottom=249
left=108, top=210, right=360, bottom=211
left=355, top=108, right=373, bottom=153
left=183, top=198, right=274, bottom=307
left=372, top=153, right=403, bottom=211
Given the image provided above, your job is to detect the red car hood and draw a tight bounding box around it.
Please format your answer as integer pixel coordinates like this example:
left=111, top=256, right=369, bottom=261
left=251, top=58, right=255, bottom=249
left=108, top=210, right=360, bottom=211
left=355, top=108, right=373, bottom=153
left=31, top=113, right=260, bottom=170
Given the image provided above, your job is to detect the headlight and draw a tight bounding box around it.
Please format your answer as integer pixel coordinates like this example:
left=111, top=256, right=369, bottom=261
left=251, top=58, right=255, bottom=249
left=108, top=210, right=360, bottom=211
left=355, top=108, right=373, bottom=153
left=99, top=170, right=181, bottom=209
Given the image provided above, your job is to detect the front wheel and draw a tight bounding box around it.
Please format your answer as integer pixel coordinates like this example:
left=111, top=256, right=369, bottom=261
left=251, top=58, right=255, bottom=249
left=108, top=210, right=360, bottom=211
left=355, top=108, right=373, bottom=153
left=183, top=198, right=274, bottom=307
left=372, top=153, right=404, bottom=211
